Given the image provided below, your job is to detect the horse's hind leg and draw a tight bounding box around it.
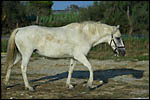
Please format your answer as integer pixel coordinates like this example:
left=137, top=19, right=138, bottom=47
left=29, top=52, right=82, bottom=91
left=21, top=52, right=34, bottom=91
left=66, top=59, right=76, bottom=89
left=14, top=52, right=22, bottom=65
left=4, top=52, right=21, bottom=86
left=4, top=64, right=13, bottom=86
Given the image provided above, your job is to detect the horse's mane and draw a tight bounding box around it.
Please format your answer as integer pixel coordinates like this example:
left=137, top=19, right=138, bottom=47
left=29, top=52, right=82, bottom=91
left=80, top=21, right=101, bottom=24
left=64, top=21, right=101, bottom=27
left=63, top=21, right=117, bottom=37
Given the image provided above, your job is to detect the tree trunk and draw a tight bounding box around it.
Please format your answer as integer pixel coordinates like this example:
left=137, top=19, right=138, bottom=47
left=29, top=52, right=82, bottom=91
left=127, top=6, right=133, bottom=35
left=36, top=16, right=39, bottom=25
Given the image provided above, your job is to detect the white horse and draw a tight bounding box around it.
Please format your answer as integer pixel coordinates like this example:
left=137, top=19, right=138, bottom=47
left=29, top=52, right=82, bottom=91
left=4, top=21, right=125, bottom=91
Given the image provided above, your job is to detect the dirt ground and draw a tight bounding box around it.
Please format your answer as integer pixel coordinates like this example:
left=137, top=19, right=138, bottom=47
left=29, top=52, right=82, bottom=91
left=1, top=54, right=149, bottom=99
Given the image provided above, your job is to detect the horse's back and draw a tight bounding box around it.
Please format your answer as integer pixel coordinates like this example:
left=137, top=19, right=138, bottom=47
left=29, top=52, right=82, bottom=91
left=14, top=25, right=85, bottom=58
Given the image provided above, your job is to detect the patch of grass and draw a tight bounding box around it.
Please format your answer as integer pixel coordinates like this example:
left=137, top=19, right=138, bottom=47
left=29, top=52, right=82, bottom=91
left=1, top=40, right=8, bottom=53
left=88, top=34, right=149, bottom=61
left=133, top=55, right=149, bottom=61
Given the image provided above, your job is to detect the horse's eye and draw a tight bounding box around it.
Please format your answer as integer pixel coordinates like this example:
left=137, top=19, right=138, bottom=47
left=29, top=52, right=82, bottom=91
left=115, top=37, right=121, bottom=41
left=115, top=37, right=121, bottom=43
left=115, top=37, right=120, bottom=40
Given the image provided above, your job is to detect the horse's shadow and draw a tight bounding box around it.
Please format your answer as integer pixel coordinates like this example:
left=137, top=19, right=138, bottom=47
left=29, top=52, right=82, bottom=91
left=29, top=68, right=144, bottom=89
left=6, top=68, right=144, bottom=90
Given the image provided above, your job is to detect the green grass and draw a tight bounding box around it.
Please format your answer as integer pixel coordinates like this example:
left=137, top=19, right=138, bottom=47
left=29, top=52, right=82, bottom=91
left=1, top=40, right=8, bottom=53
left=88, top=35, right=149, bottom=61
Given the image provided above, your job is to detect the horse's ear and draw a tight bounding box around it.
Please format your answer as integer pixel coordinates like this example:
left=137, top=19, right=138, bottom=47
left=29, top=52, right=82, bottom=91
left=116, top=25, right=120, bottom=29
left=112, top=25, right=120, bottom=35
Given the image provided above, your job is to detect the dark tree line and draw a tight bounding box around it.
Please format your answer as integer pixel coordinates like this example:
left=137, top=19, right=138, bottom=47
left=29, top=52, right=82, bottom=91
left=79, top=1, right=149, bottom=34
left=2, top=1, right=149, bottom=35
left=2, top=1, right=53, bottom=35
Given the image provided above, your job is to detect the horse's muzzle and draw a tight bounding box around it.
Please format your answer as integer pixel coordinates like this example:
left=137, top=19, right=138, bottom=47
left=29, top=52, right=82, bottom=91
left=117, top=48, right=126, bottom=56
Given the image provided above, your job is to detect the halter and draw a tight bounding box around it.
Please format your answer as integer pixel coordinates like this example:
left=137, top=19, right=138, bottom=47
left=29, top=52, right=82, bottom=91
left=110, top=34, right=125, bottom=54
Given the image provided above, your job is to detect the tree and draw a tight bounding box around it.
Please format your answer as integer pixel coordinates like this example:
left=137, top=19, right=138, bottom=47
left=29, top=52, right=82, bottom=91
left=2, top=1, right=26, bottom=34
left=79, top=1, right=102, bottom=21
left=65, top=4, right=79, bottom=11
left=79, top=1, right=149, bottom=34
left=27, top=1, right=53, bottom=24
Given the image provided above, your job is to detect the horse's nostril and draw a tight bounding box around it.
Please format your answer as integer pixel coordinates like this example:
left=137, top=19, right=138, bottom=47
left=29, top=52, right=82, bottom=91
left=118, top=48, right=125, bottom=56
left=121, top=50, right=125, bottom=56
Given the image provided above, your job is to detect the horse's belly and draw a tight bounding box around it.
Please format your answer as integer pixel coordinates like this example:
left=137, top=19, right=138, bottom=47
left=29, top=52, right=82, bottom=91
left=36, top=42, right=74, bottom=58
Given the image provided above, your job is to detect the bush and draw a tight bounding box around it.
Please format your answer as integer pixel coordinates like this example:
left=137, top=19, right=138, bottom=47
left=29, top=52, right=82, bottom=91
left=38, top=11, right=80, bottom=27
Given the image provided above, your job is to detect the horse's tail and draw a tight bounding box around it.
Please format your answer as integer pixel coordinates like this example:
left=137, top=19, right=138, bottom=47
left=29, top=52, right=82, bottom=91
left=5, top=28, right=19, bottom=73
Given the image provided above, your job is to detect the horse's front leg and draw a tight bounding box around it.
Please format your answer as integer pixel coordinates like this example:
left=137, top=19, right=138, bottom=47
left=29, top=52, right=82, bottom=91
left=66, top=59, right=76, bottom=89
left=73, top=52, right=94, bottom=89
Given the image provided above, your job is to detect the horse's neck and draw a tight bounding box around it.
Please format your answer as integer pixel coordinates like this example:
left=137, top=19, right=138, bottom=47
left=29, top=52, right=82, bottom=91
left=77, top=25, right=98, bottom=46
left=92, top=33, right=110, bottom=47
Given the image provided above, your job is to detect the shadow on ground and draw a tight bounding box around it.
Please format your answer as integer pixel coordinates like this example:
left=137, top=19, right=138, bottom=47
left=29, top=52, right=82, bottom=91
left=5, top=68, right=144, bottom=90
left=31, top=68, right=144, bottom=89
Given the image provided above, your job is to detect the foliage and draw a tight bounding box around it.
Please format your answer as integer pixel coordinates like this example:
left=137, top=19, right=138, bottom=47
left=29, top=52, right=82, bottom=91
left=1, top=1, right=149, bottom=35
left=38, top=12, right=80, bottom=27
left=27, top=1, right=53, bottom=16
left=88, top=34, right=149, bottom=61
left=2, top=1, right=26, bottom=34
left=1, top=40, right=8, bottom=53
left=79, top=1, right=149, bottom=34
left=65, top=4, right=80, bottom=11
left=2, top=1, right=53, bottom=35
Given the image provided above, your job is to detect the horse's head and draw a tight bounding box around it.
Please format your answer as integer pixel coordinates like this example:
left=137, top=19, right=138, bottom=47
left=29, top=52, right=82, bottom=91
left=83, top=22, right=125, bottom=56
left=108, top=25, right=126, bottom=56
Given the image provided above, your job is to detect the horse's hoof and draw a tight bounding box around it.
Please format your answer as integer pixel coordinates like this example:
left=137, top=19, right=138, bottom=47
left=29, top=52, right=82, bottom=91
left=83, top=82, right=92, bottom=88
left=3, top=82, right=10, bottom=89
left=88, top=86, right=93, bottom=90
left=66, top=84, right=74, bottom=89
left=3, top=81, right=9, bottom=87
left=88, top=85, right=96, bottom=91
left=3, top=85, right=10, bottom=90
left=99, top=80, right=103, bottom=84
left=25, top=86, right=35, bottom=91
